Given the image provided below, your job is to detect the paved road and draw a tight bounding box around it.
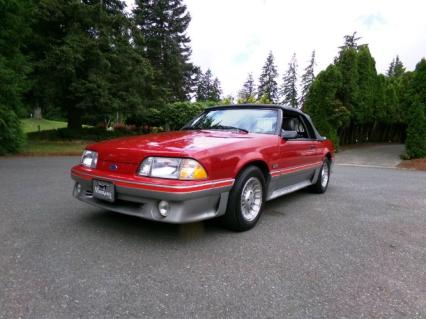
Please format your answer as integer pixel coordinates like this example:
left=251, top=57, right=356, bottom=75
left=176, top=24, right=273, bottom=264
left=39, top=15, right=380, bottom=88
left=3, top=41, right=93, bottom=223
left=336, top=144, right=405, bottom=168
left=0, top=156, right=425, bottom=319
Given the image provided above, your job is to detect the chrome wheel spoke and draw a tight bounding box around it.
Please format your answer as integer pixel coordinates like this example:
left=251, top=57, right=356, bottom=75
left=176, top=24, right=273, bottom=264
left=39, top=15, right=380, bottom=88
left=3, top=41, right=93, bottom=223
left=240, top=177, right=263, bottom=222
left=321, top=162, right=329, bottom=188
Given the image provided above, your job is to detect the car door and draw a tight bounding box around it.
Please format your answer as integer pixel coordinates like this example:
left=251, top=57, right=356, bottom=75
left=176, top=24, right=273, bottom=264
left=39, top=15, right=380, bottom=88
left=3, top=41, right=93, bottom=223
left=276, top=113, right=319, bottom=188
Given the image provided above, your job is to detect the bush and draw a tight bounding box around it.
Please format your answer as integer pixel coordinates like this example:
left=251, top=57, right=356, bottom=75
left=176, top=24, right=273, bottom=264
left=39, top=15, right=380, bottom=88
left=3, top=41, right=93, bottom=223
left=125, top=101, right=217, bottom=130
left=162, top=101, right=216, bottom=130
left=406, top=100, right=426, bottom=159
left=0, top=105, right=25, bottom=155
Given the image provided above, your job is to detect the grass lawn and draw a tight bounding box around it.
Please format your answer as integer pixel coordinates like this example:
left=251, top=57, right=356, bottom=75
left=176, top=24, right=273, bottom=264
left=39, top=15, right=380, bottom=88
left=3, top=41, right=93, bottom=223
left=19, top=140, right=90, bottom=156
left=21, top=118, right=68, bottom=133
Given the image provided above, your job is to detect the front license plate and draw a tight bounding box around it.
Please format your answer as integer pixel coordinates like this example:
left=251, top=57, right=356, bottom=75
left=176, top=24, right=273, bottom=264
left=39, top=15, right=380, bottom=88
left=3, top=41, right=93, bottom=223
left=93, top=180, right=115, bottom=202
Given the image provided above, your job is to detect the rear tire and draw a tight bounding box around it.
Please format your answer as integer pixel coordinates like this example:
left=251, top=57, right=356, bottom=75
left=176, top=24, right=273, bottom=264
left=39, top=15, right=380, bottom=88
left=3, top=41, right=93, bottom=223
left=309, top=158, right=331, bottom=194
left=222, top=166, right=265, bottom=231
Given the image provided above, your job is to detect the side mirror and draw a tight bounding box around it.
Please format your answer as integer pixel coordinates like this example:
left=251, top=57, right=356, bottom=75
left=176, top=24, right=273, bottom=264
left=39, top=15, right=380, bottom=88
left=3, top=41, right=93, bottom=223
left=281, top=130, right=298, bottom=140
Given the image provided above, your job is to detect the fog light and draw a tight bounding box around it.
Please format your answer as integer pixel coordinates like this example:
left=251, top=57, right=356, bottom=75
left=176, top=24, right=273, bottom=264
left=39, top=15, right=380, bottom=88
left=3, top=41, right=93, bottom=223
left=158, top=200, right=169, bottom=217
left=77, top=183, right=82, bottom=193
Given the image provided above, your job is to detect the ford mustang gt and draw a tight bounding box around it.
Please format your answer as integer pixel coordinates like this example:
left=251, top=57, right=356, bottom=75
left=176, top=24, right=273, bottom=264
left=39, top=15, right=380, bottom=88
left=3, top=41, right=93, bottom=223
left=71, top=104, right=334, bottom=231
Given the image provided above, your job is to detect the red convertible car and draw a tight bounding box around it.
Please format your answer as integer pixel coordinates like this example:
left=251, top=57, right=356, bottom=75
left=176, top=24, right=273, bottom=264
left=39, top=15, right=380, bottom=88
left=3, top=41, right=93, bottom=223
left=71, top=104, right=334, bottom=231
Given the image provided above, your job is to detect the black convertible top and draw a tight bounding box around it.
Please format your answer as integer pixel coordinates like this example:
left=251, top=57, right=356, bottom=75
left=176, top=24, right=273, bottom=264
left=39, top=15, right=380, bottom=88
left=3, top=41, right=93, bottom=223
left=207, top=103, right=304, bottom=114
left=206, top=104, right=324, bottom=140
left=206, top=104, right=325, bottom=140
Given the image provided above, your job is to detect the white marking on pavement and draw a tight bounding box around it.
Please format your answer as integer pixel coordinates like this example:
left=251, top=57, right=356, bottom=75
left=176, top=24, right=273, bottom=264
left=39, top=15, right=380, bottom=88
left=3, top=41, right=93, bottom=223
left=336, top=163, right=397, bottom=169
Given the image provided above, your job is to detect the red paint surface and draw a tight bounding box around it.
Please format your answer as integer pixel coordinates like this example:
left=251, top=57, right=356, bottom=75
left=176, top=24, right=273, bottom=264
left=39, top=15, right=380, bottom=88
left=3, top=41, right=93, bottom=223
left=71, top=130, right=334, bottom=192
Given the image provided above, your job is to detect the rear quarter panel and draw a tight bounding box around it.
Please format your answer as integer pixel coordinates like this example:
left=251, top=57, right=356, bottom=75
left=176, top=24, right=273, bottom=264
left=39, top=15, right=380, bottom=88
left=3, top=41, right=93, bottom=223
left=322, top=139, right=335, bottom=162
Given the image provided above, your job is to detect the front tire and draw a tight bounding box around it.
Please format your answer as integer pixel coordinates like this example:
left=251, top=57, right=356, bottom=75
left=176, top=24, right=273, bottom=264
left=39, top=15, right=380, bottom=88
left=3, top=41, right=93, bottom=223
left=222, top=166, right=265, bottom=231
left=309, top=158, right=331, bottom=193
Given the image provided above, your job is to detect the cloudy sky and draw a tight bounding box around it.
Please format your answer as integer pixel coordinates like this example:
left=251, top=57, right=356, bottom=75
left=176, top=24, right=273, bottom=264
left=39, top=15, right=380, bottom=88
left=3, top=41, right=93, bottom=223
left=126, top=0, right=426, bottom=97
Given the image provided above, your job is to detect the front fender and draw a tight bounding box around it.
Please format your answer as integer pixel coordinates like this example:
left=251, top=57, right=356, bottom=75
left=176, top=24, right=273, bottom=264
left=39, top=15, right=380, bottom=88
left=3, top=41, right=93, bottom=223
left=232, top=152, right=271, bottom=178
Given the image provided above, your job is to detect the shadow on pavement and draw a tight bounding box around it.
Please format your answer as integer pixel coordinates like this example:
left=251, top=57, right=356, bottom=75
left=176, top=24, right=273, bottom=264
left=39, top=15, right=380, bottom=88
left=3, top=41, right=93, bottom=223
left=76, top=208, right=228, bottom=242
left=74, top=188, right=316, bottom=242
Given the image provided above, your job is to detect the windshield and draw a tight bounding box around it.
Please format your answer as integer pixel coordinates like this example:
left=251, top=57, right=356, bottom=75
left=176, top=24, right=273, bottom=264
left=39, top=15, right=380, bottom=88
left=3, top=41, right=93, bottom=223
left=184, top=108, right=278, bottom=135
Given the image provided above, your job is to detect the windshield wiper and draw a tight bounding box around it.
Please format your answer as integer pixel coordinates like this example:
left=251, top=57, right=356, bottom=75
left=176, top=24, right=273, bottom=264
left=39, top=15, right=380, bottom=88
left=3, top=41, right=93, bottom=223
left=212, top=125, right=249, bottom=133
left=182, top=125, right=249, bottom=133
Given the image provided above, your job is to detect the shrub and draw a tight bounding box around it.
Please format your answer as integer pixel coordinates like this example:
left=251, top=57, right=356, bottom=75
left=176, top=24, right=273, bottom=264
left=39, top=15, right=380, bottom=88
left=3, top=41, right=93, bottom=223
left=0, top=105, right=25, bottom=155
left=406, top=100, right=426, bottom=159
left=162, top=101, right=215, bottom=130
left=405, top=59, right=426, bottom=159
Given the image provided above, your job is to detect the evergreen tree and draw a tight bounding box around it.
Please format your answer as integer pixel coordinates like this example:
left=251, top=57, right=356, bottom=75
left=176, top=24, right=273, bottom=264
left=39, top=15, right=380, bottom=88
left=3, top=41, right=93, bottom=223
left=387, top=55, right=405, bottom=78
left=393, top=56, right=405, bottom=77
left=406, top=99, right=426, bottom=158
left=339, top=32, right=361, bottom=50
left=29, top=0, right=155, bottom=129
left=299, top=51, right=316, bottom=109
left=196, top=69, right=212, bottom=101
left=133, top=0, right=195, bottom=101
left=405, top=59, right=426, bottom=158
left=258, top=51, right=279, bottom=103
left=386, top=59, right=395, bottom=77
left=336, top=46, right=359, bottom=117
left=211, top=78, right=222, bottom=101
left=0, top=0, right=31, bottom=153
left=196, top=69, right=221, bottom=101
left=281, top=53, right=298, bottom=108
left=0, top=0, right=31, bottom=116
left=238, top=73, right=256, bottom=103
left=383, top=56, right=408, bottom=126
left=304, top=65, right=350, bottom=146
left=355, top=45, right=377, bottom=123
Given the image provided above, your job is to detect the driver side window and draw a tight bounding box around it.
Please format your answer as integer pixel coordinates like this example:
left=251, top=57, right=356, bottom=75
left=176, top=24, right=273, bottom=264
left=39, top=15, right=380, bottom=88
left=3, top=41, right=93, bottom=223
left=282, top=114, right=310, bottom=139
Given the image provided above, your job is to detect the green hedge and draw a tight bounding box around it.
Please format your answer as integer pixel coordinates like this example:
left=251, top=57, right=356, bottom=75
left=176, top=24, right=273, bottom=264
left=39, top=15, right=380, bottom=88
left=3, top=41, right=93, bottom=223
left=405, top=59, right=426, bottom=159
left=406, top=100, right=426, bottom=158
left=125, top=101, right=215, bottom=129
left=0, top=106, right=25, bottom=155
left=161, top=101, right=215, bottom=130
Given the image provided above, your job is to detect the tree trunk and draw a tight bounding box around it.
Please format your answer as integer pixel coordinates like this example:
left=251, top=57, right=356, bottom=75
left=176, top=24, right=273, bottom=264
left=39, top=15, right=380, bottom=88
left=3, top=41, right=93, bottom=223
left=67, top=109, right=82, bottom=130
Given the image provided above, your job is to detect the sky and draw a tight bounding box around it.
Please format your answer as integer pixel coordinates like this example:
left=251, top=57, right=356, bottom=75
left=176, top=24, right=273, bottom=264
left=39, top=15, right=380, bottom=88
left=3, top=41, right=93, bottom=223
left=125, top=0, right=426, bottom=98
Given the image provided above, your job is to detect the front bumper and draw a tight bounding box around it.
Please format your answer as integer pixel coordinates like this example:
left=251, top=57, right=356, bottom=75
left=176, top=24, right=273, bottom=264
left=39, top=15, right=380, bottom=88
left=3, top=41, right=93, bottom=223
left=71, top=167, right=233, bottom=224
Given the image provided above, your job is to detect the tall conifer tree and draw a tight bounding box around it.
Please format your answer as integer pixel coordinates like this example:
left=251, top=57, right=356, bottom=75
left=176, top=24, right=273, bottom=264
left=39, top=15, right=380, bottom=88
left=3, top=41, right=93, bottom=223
left=238, top=73, right=256, bottom=103
left=299, top=51, right=316, bottom=109
left=258, top=51, right=279, bottom=103
left=196, top=69, right=221, bottom=101
left=281, top=53, right=299, bottom=108
left=387, top=55, right=405, bottom=77
left=133, top=0, right=195, bottom=101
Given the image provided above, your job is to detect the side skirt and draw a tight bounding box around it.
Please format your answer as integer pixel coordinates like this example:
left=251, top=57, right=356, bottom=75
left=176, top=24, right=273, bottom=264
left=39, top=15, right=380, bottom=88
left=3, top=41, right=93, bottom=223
left=266, top=166, right=321, bottom=201
left=266, top=180, right=313, bottom=201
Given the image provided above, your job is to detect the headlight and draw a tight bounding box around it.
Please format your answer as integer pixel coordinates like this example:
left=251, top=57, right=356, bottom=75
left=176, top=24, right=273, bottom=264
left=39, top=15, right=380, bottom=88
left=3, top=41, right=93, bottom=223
left=81, top=150, right=98, bottom=168
left=138, top=157, right=207, bottom=180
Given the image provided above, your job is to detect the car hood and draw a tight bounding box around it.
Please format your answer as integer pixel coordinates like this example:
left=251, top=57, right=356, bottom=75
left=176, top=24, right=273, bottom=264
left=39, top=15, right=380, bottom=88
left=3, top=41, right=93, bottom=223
left=88, top=130, right=255, bottom=164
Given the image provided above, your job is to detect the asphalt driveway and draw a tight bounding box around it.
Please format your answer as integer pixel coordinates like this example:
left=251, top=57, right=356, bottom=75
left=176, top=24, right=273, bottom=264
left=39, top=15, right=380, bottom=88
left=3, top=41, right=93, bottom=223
left=336, top=143, right=405, bottom=168
left=0, top=153, right=425, bottom=318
